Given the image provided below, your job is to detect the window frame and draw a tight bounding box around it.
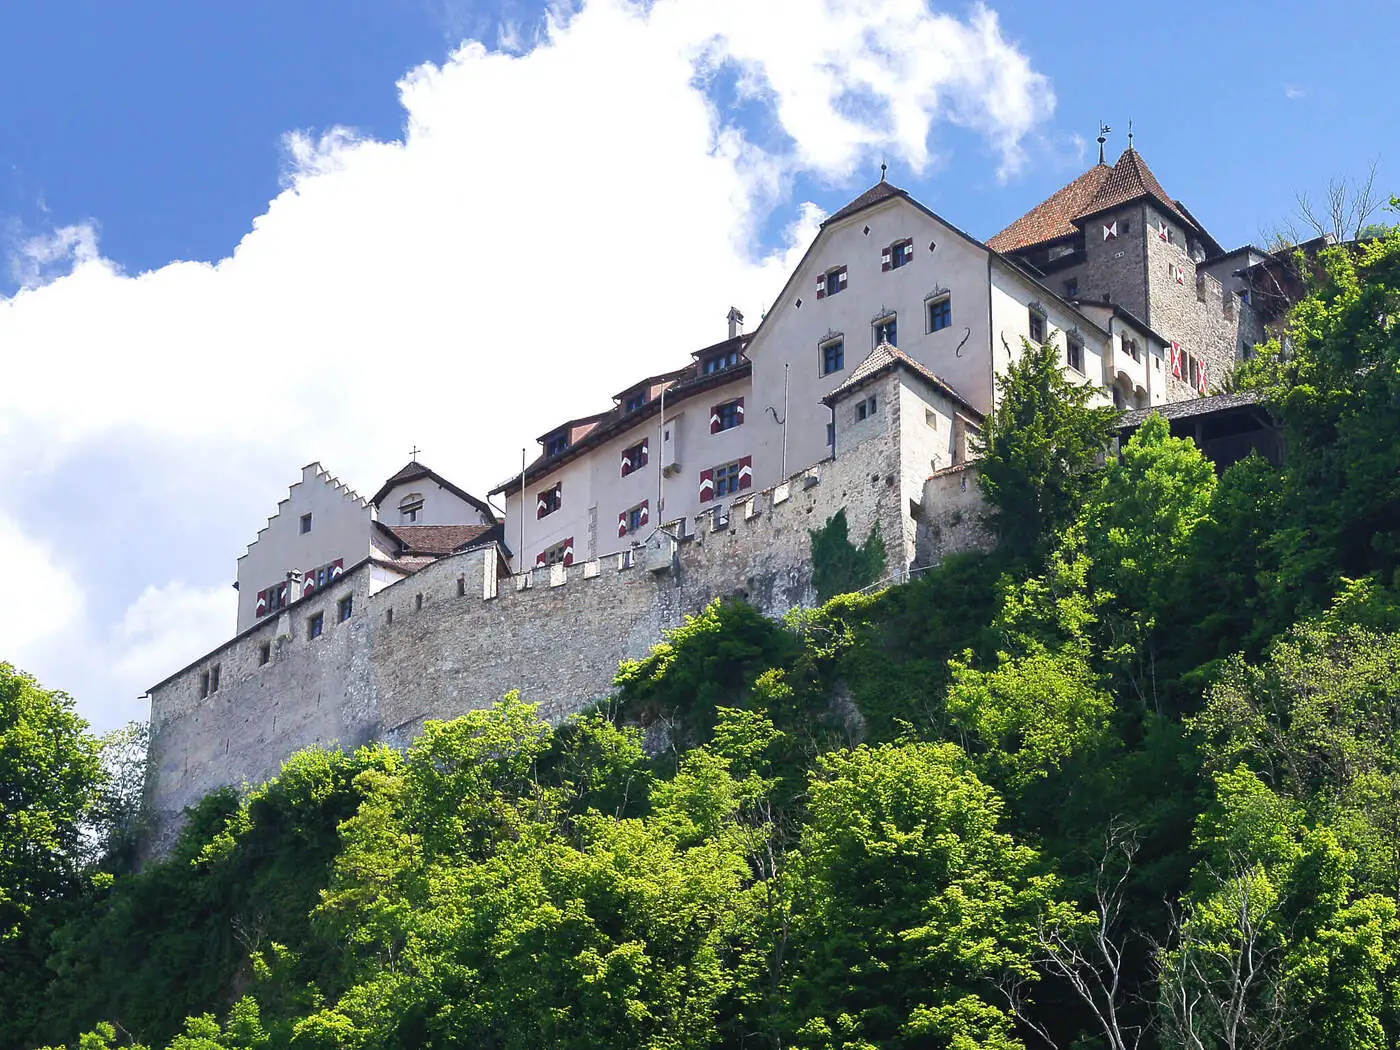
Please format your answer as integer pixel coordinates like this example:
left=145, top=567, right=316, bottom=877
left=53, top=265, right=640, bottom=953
left=713, top=398, right=744, bottom=432
left=398, top=493, right=424, bottom=524
left=820, top=336, right=845, bottom=376
left=1066, top=333, right=1085, bottom=374
left=338, top=595, right=354, bottom=623
left=544, top=431, right=570, bottom=457
left=884, top=237, right=914, bottom=271
left=299, top=513, right=313, bottom=534
left=873, top=313, right=897, bottom=347
left=307, top=612, right=324, bottom=640
left=855, top=394, right=878, bottom=422
left=927, top=295, right=952, bottom=333
left=1028, top=308, right=1046, bottom=344
left=537, top=482, right=562, bottom=519
left=713, top=460, right=743, bottom=497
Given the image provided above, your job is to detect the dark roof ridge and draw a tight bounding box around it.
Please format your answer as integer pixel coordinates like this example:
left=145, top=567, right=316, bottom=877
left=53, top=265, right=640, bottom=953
left=371, top=461, right=496, bottom=523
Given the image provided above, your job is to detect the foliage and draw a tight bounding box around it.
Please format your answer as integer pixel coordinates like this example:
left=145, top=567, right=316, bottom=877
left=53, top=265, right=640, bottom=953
left=0, top=662, right=104, bottom=939
left=809, top=508, right=887, bottom=603
left=974, top=335, right=1120, bottom=564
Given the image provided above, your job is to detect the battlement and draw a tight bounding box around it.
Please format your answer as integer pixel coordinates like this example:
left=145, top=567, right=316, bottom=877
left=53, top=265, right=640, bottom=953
left=143, top=432, right=946, bottom=856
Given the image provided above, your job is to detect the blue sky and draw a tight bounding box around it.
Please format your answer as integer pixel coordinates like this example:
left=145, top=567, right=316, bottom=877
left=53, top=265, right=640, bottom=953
left=1, top=0, right=1394, bottom=728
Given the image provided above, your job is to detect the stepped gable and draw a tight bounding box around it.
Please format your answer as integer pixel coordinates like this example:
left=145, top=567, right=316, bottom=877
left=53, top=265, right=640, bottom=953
left=371, top=459, right=496, bottom=522
left=822, top=341, right=982, bottom=418
left=241, top=461, right=369, bottom=559
left=988, top=148, right=1193, bottom=254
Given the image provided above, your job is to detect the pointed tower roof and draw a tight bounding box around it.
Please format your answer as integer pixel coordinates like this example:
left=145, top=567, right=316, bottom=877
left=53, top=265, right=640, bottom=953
left=821, top=341, right=982, bottom=419
left=988, top=148, right=1194, bottom=254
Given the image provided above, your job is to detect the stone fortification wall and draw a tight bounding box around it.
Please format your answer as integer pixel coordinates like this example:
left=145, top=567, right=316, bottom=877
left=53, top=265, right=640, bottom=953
left=144, top=428, right=934, bottom=856
left=915, top=465, right=992, bottom=567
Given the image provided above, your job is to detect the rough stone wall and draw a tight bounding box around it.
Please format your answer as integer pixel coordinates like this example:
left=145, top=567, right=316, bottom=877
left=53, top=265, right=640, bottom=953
left=1144, top=204, right=1265, bottom=398
left=914, top=465, right=993, bottom=568
left=1077, top=203, right=1150, bottom=320
left=144, top=566, right=378, bottom=857
left=143, top=422, right=933, bottom=856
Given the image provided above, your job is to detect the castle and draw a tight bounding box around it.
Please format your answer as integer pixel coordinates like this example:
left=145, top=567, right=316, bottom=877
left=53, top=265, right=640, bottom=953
left=144, top=146, right=1284, bottom=851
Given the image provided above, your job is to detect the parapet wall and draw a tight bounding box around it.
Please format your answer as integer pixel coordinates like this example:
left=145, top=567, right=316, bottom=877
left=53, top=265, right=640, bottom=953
left=144, top=431, right=967, bottom=856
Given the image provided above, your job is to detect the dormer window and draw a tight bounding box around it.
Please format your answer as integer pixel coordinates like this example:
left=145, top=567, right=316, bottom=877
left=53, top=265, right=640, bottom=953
left=816, top=265, right=848, bottom=299
left=399, top=493, right=424, bottom=524
left=544, top=430, right=570, bottom=457
left=623, top=390, right=648, bottom=413
left=883, top=239, right=914, bottom=271
left=702, top=349, right=742, bottom=375
left=873, top=314, right=897, bottom=347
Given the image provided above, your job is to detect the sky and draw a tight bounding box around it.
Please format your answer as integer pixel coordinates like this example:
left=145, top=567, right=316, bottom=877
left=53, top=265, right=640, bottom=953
left=1, top=0, right=1394, bottom=730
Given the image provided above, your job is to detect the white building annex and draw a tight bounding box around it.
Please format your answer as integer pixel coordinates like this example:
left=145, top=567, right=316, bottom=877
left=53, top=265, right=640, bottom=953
left=144, top=149, right=1270, bottom=853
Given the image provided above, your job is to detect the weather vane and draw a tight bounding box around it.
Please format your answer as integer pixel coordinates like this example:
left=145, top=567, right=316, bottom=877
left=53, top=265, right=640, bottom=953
left=1097, top=121, right=1112, bottom=164
left=880, top=158, right=887, bottom=183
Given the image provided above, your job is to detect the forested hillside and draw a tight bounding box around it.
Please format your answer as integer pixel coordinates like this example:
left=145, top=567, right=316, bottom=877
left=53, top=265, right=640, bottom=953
left=3, top=224, right=1399, bottom=1050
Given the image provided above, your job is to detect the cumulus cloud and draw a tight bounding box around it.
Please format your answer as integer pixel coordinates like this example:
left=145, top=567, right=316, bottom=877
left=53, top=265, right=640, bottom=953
left=0, top=513, right=84, bottom=668
left=0, top=0, right=1053, bottom=725
left=112, top=582, right=232, bottom=696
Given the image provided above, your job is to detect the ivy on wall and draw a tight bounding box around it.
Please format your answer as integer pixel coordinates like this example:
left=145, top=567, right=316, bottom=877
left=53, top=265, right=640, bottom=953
left=809, top=508, right=886, bottom=603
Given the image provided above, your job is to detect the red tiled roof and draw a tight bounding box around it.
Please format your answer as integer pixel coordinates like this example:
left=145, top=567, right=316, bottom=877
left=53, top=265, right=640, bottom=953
left=987, top=164, right=1111, bottom=252
left=385, top=523, right=496, bottom=555
left=988, top=149, right=1191, bottom=254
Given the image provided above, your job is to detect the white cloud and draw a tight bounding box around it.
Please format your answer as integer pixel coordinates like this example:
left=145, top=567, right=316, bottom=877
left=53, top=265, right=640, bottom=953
left=1285, top=85, right=1306, bottom=100
left=0, top=0, right=1053, bottom=724
left=0, top=513, right=84, bottom=667
left=112, top=582, right=232, bottom=695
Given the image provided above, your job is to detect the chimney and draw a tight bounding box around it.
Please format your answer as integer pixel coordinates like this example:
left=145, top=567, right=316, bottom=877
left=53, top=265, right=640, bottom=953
left=726, top=306, right=744, bottom=340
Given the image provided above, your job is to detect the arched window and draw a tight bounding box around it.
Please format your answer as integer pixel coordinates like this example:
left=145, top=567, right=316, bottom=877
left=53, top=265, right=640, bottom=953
left=399, top=492, right=424, bottom=524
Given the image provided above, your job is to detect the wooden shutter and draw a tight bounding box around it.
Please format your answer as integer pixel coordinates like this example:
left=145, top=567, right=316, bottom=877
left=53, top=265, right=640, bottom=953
left=535, top=551, right=547, bottom=568
left=699, top=468, right=714, bottom=502
left=816, top=273, right=826, bottom=300
left=562, top=538, right=574, bottom=567
left=881, top=245, right=892, bottom=271
left=738, top=456, right=753, bottom=491
left=710, top=403, right=722, bottom=434
left=256, top=588, right=268, bottom=617
left=639, top=500, right=649, bottom=526
left=618, top=511, right=628, bottom=537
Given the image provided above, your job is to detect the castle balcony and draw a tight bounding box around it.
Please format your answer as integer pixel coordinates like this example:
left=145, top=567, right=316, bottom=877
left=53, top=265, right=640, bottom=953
left=1106, top=338, right=1150, bottom=405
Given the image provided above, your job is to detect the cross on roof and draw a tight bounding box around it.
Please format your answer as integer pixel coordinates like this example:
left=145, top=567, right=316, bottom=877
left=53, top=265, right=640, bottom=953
left=410, top=445, right=421, bottom=461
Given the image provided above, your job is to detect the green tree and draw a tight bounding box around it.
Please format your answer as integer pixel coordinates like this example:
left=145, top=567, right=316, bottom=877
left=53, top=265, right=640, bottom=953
left=0, top=663, right=104, bottom=939
left=783, top=740, right=1072, bottom=1049
left=809, top=509, right=887, bottom=603
left=974, top=336, right=1120, bottom=564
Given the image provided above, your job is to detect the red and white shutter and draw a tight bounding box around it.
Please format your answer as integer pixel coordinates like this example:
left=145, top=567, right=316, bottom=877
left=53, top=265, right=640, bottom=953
left=639, top=500, right=649, bottom=527
left=562, top=538, right=574, bottom=567
left=881, top=245, right=892, bottom=271
left=639, top=438, right=648, bottom=467
left=1197, top=360, right=1209, bottom=395
left=710, top=403, right=722, bottom=434
left=1175, top=264, right=1185, bottom=285
left=536, top=490, right=548, bottom=518
left=816, top=273, right=826, bottom=300
left=1170, top=341, right=1184, bottom=379
left=535, top=551, right=547, bottom=568
left=620, top=448, right=632, bottom=476
left=618, top=511, right=628, bottom=537
left=1159, top=222, right=1170, bottom=241
left=1103, top=221, right=1118, bottom=240
left=330, top=559, right=343, bottom=579
left=901, top=241, right=913, bottom=264
left=698, top=468, right=714, bottom=502
left=738, top=456, right=753, bottom=491
left=735, top=397, right=744, bottom=425
left=837, top=268, right=848, bottom=291
left=303, top=575, right=316, bottom=598
left=256, top=589, right=268, bottom=617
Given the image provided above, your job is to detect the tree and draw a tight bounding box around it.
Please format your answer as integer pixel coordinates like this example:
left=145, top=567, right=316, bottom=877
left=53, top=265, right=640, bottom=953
left=809, top=508, right=886, bottom=603
left=974, top=336, right=1120, bottom=564
left=1264, top=160, right=1385, bottom=249
left=782, top=740, right=1073, bottom=1049
left=1244, top=221, right=1400, bottom=613
left=0, top=663, right=104, bottom=941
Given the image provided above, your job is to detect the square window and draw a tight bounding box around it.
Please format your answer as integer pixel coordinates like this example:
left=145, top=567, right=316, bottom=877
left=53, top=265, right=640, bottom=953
left=399, top=495, right=423, bottom=524
left=1028, top=309, right=1046, bottom=343
left=1067, top=336, right=1085, bottom=373
left=338, top=595, right=353, bottom=622
left=623, top=391, right=647, bottom=413
left=714, top=399, right=743, bottom=431
left=874, top=315, right=897, bottom=346
left=820, top=338, right=845, bottom=376
left=927, top=296, right=952, bottom=333
left=543, top=541, right=571, bottom=566
left=714, top=461, right=743, bottom=497
left=299, top=513, right=312, bottom=534
left=1064, top=277, right=1079, bottom=297
left=626, top=504, right=646, bottom=532
left=823, top=266, right=847, bottom=297
left=621, top=440, right=649, bottom=476
left=544, top=431, right=570, bottom=457
left=308, top=612, right=324, bottom=640
left=887, top=238, right=913, bottom=270
left=856, top=395, right=878, bottom=421
left=258, top=642, right=271, bottom=666
left=537, top=483, right=562, bottom=518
